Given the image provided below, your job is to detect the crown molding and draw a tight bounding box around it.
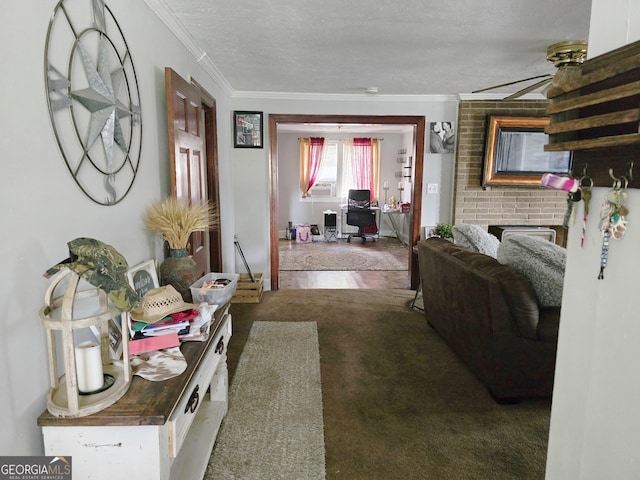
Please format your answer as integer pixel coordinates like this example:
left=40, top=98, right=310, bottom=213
left=458, top=92, right=548, bottom=101
left=232, top=91, right=458, bottom=102
left=144, top=0, right=234, bottom=96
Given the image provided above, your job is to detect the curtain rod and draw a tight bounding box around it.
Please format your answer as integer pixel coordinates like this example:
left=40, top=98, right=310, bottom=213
left=297, top=137, right=384, bottom=141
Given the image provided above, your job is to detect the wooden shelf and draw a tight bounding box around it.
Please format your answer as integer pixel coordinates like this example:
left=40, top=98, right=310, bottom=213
left=545, top=40, right=640, bottom=188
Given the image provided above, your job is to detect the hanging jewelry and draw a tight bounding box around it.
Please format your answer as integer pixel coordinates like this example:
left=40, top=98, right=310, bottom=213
left=580, top=176, right=593, bottom=248
left=598, top=177, right=628, bottom=279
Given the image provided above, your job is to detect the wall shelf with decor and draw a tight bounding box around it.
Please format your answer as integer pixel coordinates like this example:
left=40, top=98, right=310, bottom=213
left=545, top=40, right=640, bottom=188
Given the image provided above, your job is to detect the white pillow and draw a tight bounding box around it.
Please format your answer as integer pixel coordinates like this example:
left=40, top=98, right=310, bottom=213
left=497, top=234, right=566, bottom=307
left=453, top=224, right=500, bottom=258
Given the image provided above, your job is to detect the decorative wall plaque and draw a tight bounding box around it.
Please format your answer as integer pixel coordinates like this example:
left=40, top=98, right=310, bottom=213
left=45, top=0, right=142, bottom=205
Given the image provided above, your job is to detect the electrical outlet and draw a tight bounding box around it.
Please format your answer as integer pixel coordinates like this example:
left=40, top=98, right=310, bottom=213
left=427, top=183, right=439, bottom=194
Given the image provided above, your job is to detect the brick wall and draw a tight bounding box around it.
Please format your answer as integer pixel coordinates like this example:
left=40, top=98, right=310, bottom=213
left=454, top=100, right=567, bottom=229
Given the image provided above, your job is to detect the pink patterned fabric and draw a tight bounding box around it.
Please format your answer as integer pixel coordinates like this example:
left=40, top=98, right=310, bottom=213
left=352, top=138, right=373, bottom=193
left=307, top=137, right=325, bottom=192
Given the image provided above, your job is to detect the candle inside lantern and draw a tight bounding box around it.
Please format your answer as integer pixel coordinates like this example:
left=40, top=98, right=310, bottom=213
left=75, top=341, right=104, bottom=393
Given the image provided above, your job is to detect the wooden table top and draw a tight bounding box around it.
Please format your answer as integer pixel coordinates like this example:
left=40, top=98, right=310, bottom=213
left=38, top=303, right=229, bottom=427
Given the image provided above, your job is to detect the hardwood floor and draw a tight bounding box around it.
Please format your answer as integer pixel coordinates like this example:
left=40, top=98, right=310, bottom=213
left=278, top=237, right=411, bottom=289
left=279, top=270, right=410, bottom=289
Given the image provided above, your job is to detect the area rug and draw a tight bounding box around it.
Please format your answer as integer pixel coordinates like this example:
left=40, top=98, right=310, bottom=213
left=279, top=239, right=408, bottom=271
left=205, top=321, right=325, bottom=480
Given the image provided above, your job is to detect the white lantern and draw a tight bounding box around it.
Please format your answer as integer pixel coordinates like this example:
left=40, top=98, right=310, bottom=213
left=40, top=268, right=131, bottom=418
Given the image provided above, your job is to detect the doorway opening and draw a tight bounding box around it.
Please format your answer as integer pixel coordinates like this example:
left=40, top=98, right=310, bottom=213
left=268, top=114, right=426, bottom=291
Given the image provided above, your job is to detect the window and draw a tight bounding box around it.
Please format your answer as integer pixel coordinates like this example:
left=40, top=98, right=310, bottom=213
left=316, top=143, right=337, bottom=183
left=302, top=139, right=379, bottom=202
left=306, top=143, right=338, bottom=199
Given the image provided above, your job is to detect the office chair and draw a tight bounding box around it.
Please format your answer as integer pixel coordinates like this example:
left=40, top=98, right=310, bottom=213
left=346, top=189, right=377, bottom=244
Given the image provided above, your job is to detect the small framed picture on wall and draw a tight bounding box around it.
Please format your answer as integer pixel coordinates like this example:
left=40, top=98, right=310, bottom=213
left=429, top=121, right=456, bottom=154
left=233, top=111, right=263, bottom=148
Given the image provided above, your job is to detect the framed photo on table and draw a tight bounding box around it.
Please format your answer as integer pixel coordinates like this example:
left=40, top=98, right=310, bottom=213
left=127, top=259, right=160, bottom=299
left=233, top=111, right=263, bottom=148
left=91, top=260, right=160, bottom=359
left=90, top=317, right=125, bottom=360
left=423, top=226, right=438, bottom=239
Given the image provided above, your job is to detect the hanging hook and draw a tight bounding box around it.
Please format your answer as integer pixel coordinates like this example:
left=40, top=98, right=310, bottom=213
left=581, top=175, right=593, bottom=189
left=578, top=164, right=592, bottom=188
left=609, top=162, right=633, bottom=183
left=621, top=176, right=629, bottom=189
left=609, top=167, right=618, bottom=182
left=609, top=162, right=634, bottom=187
left=581, top=163, right=588, bottom=179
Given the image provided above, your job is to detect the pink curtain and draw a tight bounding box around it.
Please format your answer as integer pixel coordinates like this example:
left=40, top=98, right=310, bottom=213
left=352, top=138, right=373, bottom=197
left=299, top=137, right=325, bottom=197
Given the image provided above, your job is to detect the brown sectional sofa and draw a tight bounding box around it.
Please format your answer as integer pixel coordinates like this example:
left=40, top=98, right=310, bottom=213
left=416, top=237, right=560, bottom=402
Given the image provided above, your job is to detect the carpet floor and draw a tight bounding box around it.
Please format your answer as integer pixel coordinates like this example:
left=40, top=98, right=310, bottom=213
left=279, top=238, right=408, bottom=271
left=221, top=289, right=551, bottom=480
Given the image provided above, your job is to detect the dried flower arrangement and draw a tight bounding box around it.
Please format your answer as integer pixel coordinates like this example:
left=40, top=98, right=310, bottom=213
left=143, top=197, right=218, bottom=250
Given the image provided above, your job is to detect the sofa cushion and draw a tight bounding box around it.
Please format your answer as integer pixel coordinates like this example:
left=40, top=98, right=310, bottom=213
left=453, top=224, right=500, bottom=258
left=448, top=247, right=540, bottom=339
left=497, top=234, right=566, bottom=307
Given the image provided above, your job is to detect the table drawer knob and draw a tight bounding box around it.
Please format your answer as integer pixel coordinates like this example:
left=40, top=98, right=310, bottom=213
left=215, top=336, right=225, bottom=354
left=185, top=385, right=200, bottom=414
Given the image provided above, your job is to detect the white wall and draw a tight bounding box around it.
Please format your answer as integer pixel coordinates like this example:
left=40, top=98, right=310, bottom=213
left=545, top=1, right=640, bottom=478
left=230, top=96, right=458, bottom=279
left=0, top=0, right=235, bottom=455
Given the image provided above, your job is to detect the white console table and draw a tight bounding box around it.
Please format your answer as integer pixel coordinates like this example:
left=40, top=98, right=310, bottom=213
left=38, top=303, right=232, bottom=480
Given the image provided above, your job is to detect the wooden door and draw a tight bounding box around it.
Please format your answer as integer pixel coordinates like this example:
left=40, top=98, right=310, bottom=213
left=165, top=67, right=209, bottom=278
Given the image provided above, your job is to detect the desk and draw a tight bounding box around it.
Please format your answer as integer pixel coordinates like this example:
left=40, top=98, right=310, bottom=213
left=339, top=205, right=380, bottom=240
left=382, top=209, right=408, bottom=245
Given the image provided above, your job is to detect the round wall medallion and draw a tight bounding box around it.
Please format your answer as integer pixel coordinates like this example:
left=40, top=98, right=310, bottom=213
left=45, top=0, right=142, bottom=205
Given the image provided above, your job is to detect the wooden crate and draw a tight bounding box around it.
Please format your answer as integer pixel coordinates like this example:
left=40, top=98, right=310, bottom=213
left=231, top=273, right=264, bottom=303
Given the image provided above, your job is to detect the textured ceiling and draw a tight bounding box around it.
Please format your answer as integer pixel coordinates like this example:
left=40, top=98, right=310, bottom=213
left=161, top=0, right=592, bottom=96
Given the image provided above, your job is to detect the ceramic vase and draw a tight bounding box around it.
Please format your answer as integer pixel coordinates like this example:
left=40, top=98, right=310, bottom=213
left=159, top=248, right=198, bottom=302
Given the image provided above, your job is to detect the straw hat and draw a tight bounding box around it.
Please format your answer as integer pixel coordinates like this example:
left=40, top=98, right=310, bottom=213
left=130, top=285, right=198, bottom=323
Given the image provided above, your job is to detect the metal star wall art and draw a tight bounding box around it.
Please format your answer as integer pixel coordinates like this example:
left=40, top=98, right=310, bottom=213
left=44, top=0, right=142, bottom=206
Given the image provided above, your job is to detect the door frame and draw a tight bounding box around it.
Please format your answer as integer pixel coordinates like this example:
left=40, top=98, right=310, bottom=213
left=192, top=79, right=223, bottom=273
left=268, top=114, right=426, bottom=291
